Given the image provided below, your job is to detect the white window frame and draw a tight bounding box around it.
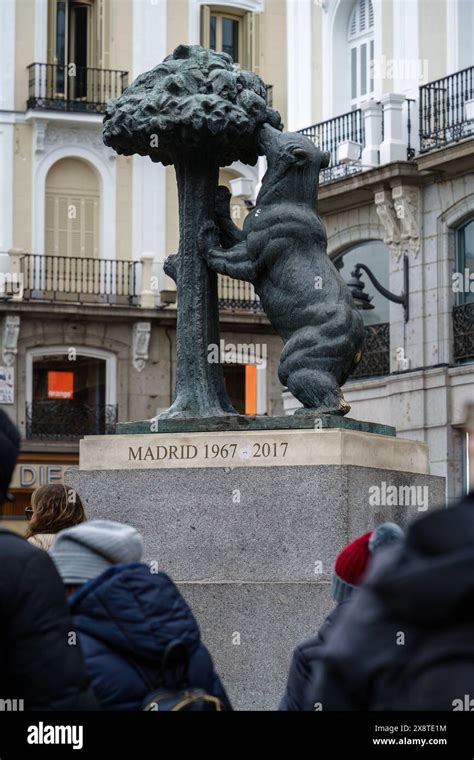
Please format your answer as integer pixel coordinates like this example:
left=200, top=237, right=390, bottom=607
left=348, top=0, right=375, bottom=108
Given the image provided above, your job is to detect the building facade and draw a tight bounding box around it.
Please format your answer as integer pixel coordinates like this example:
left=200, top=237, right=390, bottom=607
left=1, top=0, right=473, bottom=527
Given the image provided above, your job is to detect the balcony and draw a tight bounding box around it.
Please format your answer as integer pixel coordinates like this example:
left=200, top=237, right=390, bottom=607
left=18, top=253, right=139, bottom=306
left=453, top=303, right=474, bottom=363
left=300, top=98, right=416, bottom=186
left=27, top=63, right=128, bottom=114
left=350, top=322, right=390, bottom=379
left=420, top=66, right=474, bottom=153
left=218, top=275, right=263, bottom=312
left=25, top=401, right=117, bottom=441
left=299, top=109, right=365, bottom=184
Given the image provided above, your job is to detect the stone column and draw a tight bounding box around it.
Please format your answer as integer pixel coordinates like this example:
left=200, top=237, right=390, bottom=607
left=361, top=100, right=383, bottom=167
left=139, top=253, right=155, bottom=309
left=379, top=93, right=408, bottom=164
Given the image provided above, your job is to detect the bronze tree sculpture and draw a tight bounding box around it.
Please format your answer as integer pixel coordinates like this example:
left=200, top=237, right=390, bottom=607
left=103, top=44, right=282, bottom=419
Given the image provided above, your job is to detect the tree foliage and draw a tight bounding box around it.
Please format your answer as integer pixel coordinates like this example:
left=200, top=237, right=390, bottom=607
left=103, top=44, right=283, bottom=166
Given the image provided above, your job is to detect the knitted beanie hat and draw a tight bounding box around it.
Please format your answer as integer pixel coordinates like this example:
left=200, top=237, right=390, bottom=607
left=331, top=522, right=404, bottom=603
left=50, top=519, right=144, bottom=585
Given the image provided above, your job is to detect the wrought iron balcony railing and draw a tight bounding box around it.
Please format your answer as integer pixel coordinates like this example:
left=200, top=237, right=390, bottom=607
left=218, top=274, right=263, bottom=312
left=453, top=302, right=474, bottom=363
left=25, top=401, right=117, bottom=440
left=299, top=109, right=365, bottom=184
left=350, top=322, right=390, bottom=379
left=265, top=84, right=273, bottom=107
left=27, top=63, right=128, bottom=113
left=419, top=66, right=474, bottom=153
left=19, top=253, right=139, bottom=305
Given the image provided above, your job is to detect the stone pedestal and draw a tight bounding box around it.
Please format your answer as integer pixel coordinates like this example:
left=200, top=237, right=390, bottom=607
left=66, top=426, right=445, bottom=710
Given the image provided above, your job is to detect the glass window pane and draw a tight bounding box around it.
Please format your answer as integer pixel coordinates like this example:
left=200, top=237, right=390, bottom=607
left=222, top=17, right=239, bottom=62
left=351, top=47, right=357, bottom=99
left=56, top=1, right=66, bottom=93
left=360, top=43, right=367, bottom=96
left=457, top=221, right=474, bottom=305
left=369, top=39, right=374, bottom=92
left=334, top=241, right=390, bottom=326
left=210, top=15, right=216, bottom=51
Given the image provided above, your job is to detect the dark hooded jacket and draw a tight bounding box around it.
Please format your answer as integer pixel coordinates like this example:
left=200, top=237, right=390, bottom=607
left=311, top=492, right=474, bottom=711
left=0, top=529, right=98, bottom=710
left=279, top=603, right=345, bottom=711
left=69, top=562, right=232, bottom=710
left=0, top=409, right=97, bottom=711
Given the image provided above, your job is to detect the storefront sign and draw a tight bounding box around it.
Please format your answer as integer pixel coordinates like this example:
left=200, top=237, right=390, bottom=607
left=10, top=464, right=67, bottom=489
left=0, top=366, right=14, bottom=404
left=48, top=371, right=74, bottom=400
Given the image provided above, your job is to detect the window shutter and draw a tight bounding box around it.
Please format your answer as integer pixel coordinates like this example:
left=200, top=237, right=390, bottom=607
left=201, top=5, right=211, bottom=47
left=243, top=12, right=261, bottom=73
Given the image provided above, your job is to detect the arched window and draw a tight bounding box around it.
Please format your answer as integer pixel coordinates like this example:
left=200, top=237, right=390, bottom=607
left=348, top=0, right=375, bottom=107
left=45, top=158, right=99, bottom=258
left=334, top=240, right=389, bottom=326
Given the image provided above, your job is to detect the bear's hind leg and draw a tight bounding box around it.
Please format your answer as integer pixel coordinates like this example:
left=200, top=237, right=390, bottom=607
left=280, top=365, right=350, bottom=416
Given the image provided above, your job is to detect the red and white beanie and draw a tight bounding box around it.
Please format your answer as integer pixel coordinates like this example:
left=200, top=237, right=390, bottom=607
left=331, top=522, right=404, bottom=603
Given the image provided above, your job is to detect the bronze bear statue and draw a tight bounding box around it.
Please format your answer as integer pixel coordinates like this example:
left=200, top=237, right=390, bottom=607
left=200, top=124, right=365, bottom=415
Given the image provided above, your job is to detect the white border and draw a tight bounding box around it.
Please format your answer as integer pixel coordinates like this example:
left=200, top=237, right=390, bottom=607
left=25, top=345, right=117, bottom=405
left=33, top=145, right=116, bottom=258
left=188, top=0, right=264, bottom=46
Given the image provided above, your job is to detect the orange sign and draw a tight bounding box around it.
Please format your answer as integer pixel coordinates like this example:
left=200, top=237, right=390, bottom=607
left=48, top=371, right=74, bottom=400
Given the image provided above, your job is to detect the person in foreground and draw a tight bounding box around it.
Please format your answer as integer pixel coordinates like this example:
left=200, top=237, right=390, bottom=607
left=279, top=522, right=404, bottom=711
left=26, top=483, right=87, bottom=551
left=310, top=484, right=474, bottom=710
left=0, top=410, right=98, bottom=710
left=50, top=519, right=232, bottom=710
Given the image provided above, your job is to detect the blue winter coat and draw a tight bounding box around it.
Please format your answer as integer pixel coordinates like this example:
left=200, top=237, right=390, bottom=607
left=68, top=562, right=232, bottom=710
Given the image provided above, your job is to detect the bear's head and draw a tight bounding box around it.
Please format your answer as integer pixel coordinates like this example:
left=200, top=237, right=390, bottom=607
left=256, top=124, right=330, bottom=207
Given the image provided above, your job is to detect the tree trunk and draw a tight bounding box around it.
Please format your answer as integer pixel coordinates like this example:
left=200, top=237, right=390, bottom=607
left=158, top=155, right=236, bottom=419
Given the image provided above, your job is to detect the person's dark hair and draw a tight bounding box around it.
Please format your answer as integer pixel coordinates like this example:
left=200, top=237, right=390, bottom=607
left=0, top=410, right=21, bottom=506
left=26, top=484, right=86, bottom=538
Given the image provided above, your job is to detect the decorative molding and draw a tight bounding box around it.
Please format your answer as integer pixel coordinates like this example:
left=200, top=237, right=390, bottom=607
left=2, top=315, right=20, bottom=367
left=44, top=124, right=116, bottom=162
left=34, top=121, right=48, bottom=154
left=392, top=185, right=420, bottom=259
left=132, top=322, right=151, bottom=372
left=374, top=189, right=401, bottom=260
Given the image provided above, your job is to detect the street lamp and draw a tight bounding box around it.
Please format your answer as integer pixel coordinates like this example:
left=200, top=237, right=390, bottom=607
left=347, top=253, right=409, bottom=323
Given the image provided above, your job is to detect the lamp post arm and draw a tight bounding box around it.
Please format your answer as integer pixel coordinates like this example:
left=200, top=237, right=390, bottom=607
left=354, top=256, right=409, bottom=322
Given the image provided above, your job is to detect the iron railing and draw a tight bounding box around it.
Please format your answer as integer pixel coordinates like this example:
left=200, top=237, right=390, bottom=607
left=299, top=109, right=365, bottom=184
left=218, top=275, right=263, bottom=312
left=27, top=63, right=128, bottom=113
left=265, top=84, right=273, bottom=107
left=350, top=322, right=390, bottom=379
left=25, top=401, right=118, bottom=440
left=453, top=303, right=474, bottom=363
left=419, top=66, right=474, bottom=152
left=19, top=254, right=139, bottom=305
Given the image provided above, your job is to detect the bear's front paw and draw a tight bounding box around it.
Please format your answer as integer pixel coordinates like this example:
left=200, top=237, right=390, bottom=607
left=198, top=220, right=220, bottom=254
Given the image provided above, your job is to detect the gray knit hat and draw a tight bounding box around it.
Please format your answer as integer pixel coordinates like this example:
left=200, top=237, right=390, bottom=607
left=50, top=519, right=144, bottom=585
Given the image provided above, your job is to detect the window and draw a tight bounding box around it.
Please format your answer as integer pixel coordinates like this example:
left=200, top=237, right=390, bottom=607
left=348, top=0, right=374, bottom=107
left=45, top=158, right=100, bottom=259
left=456, top=219, right=474, bottom=305
left=48, top=0, right=98, bottom=99
left=334, top=241, right=390, bottom=326
left=201, top=6, right=260, bottom=71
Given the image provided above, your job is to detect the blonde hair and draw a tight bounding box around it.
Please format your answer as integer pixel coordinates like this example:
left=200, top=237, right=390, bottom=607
left=26, top=484, right=86, bottom=538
